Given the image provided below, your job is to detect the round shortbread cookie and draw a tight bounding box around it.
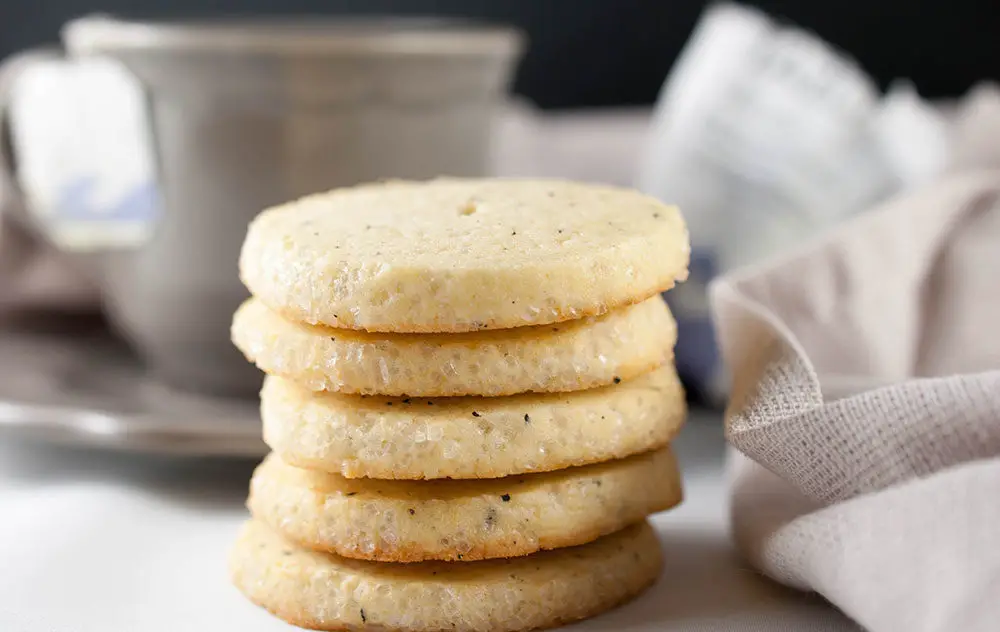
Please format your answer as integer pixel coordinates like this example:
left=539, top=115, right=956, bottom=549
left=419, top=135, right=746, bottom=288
left=230, top=518, right=662, bottom=632
left=261, top=364, right=686, bottom=479
left=239, top=178, right=689, bottom=333
left=248, top=446, right=681, bottom=562
left=232, top=295, right=676, bottom=397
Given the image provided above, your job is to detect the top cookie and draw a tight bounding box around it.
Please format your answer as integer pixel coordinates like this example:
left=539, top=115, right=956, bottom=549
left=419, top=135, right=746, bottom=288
left=240, top=178, right=688, bottom=333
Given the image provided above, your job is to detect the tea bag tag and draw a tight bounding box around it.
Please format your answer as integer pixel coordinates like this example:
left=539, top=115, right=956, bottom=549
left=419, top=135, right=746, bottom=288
left=8, top=56, right=160, bottom=251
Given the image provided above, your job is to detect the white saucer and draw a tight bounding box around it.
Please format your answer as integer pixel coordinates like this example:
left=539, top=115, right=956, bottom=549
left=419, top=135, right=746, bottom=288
left=0, top=315, right=265, bottom=458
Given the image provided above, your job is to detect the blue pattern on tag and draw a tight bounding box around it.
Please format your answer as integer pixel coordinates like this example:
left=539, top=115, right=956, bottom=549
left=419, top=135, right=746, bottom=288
left=55, top=176, right=160, bottom=223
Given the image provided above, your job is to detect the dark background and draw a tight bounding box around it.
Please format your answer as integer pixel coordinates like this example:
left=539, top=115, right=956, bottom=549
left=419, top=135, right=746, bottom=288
left=1, top=0, right=997, bottom=109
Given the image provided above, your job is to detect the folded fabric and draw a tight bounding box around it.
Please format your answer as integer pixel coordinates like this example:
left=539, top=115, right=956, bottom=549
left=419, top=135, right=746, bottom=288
left=712, top=166, right=1000, bottom=632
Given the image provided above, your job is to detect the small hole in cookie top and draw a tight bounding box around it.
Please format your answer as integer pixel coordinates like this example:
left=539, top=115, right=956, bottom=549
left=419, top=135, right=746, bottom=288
left=458, top=199, right=478, bottom=216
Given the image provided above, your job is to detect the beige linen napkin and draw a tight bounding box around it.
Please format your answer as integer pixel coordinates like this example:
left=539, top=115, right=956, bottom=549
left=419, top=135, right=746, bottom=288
left=710, top=92, right=1000, bottom=631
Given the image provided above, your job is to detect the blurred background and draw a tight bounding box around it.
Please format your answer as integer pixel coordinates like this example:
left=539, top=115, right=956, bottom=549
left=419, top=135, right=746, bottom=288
left=0, top=0, right=996, bottom=450
left=3, top=0, right=999, bottom=108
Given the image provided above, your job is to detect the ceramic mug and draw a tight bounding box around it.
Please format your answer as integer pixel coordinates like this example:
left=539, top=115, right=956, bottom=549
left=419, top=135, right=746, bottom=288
left=0, top=15, right=523, bottom=395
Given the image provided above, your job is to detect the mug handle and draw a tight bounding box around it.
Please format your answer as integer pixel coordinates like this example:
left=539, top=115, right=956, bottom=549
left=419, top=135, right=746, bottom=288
left=0, top=48, right=101, bottom=311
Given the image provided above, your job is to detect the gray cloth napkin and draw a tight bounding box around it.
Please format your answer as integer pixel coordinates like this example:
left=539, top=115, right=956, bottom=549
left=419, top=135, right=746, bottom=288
left=710, top=91, right=1000, bottom=631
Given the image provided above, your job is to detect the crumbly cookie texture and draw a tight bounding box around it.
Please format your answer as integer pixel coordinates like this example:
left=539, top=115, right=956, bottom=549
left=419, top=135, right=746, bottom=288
left=239, top=178, right=689, bottom=333
left=248, top=446, right=681, bottom=562
left=229, top=518, right=663, bottom=632
left=260, top=364, right=685, bottom=479
left=232, top=295, right=676, bottom=397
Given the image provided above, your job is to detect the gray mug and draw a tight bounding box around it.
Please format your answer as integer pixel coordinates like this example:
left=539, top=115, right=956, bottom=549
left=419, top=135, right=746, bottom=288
left=0, top=15, right=523, bottom=395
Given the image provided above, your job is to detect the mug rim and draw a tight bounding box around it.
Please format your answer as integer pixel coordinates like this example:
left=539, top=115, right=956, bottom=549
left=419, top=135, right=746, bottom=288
left=64, top=14, right=525, bottom=57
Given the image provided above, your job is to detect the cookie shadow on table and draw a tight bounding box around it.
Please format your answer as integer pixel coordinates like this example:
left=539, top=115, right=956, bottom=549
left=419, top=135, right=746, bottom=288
left=582, top=527, right=860, bottom=631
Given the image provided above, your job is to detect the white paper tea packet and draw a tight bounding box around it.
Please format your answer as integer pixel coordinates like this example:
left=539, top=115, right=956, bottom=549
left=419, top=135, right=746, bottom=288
left=637, top=2, right=950, bottom=400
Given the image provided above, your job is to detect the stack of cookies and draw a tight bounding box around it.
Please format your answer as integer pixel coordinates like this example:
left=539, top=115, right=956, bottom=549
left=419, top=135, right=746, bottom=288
left=229, top=179, right=690, bottom=631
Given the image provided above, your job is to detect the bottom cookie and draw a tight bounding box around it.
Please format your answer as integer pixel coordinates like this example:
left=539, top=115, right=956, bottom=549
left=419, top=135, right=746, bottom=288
left=230, top=518, right=663, bottom=632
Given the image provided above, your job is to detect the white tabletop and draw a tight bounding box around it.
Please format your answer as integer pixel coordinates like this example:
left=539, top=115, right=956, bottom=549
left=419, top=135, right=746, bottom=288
left=0, top=412, right=859, bottom=632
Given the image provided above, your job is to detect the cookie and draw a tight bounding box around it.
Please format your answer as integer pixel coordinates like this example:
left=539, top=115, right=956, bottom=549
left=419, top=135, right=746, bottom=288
left=248, top=446, right=680, bottom=562
left=230, top=518, right=662, bottom=632
left=239, top=178, right=688, bottom=333
left=232, top=295, right=676, bottom=397
left=261, top=364, right=685, bottom=479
